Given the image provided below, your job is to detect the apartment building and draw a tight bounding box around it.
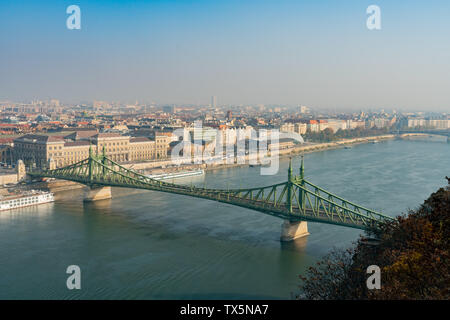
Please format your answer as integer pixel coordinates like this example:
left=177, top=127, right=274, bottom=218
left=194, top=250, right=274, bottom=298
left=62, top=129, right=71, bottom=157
left=129, top=137, right=155, bottom=161
left=280, top=123, right=307, bottom=135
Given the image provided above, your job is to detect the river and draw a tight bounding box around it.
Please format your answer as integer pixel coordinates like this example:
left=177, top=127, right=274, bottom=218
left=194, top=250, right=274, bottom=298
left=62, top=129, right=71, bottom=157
left=0, top=138, right=448, bottom=299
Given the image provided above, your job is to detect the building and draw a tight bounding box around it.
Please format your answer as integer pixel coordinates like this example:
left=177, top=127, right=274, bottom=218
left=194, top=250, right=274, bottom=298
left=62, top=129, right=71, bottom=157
left=300, top=106, right=310, bottom=114
left=64, top=129, right=98, bottom=141
left=307, top=120, right=320, bottom=132
left=407, top=119, right=450, bottom=129
left=323, top=120, right=347, bottom=132
left=280, top=122, right=308, bottom=135
left=56, top=140, right=91, bottom=167
left=346, top=120, right=365, bottom=130
left=155, top=135, right=169, bottom=158
left=163, top=105, right=176, bottom=114
left=226, top=110, right=233, bottom=121
left=371, top=118, right=392, bottom=128
left=129, top=137, right=155, bottom=161
left=268, top=138, right=295, bottom=151
left=295, top=123, right=307, bottom=134
left=13, top=131, right=170, bottom=169
left=0, top=145, right=13, bottom=165
left=192, top=126, right=218, bottom=143
left=280, top=123, right=295, bottom=133
left=90, top=133, right=130, bottom=162
left=13, top=134, right=66, bottom=168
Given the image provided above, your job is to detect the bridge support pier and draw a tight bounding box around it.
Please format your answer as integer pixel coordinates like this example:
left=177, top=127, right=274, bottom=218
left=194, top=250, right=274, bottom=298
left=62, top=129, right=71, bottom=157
left=280, top=220, right=309, bottom=241
left=84, top=186, right=112, bottom=202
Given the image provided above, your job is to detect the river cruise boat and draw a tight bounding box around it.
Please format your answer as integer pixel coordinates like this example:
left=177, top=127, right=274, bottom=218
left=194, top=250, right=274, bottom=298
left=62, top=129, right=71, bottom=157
left=147, top=169, right=205, bottom=181
left=249, top=159, right=271, bottom=168
left=0, top=190, right=54, bottom=211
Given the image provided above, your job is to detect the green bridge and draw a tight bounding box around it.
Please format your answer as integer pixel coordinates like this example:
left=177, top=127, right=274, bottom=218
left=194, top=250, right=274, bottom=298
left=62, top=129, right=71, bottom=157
left=29, top=146, right=394, bottom=241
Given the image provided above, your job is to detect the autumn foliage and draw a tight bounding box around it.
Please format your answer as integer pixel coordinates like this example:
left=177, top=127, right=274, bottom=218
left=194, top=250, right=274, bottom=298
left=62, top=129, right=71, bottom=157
left=298, top=177, right=450, bottom=300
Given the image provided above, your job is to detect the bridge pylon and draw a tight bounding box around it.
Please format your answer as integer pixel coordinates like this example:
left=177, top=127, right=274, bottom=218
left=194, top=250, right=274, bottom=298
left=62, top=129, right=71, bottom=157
left=84, top=186, right=112, bottom=202
left=280, top=220, right=309, bottom=241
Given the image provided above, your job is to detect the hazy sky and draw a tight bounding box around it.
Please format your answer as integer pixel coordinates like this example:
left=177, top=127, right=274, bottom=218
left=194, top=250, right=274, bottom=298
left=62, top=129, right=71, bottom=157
left=1, top=0, right=449, bottom=111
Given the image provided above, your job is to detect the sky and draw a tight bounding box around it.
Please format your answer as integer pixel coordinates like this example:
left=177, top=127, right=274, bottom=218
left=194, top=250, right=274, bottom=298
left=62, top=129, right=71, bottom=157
left=0, top=0, right=449, bottom=111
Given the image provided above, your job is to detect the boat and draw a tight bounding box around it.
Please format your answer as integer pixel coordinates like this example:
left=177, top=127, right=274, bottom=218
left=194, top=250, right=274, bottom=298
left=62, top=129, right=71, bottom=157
left=250, top=159, right=271, bottom=168
left=344, top=146, right=352, bottom=149
left=147, top=169, right=204, bottom=181
left=0, top=190, right=54, bottom=211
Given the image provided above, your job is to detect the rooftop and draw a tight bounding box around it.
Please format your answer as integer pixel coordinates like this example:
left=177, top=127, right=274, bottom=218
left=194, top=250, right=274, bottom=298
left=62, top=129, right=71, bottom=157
left=14, top=134, right=64, bottom=143
left=64, top=141, right=91, bottom=147
left=92, top=133, right=125, bottom=139
left=130, top=137, right=151, bottom=143
left=64, top=130, right=98, bottom=140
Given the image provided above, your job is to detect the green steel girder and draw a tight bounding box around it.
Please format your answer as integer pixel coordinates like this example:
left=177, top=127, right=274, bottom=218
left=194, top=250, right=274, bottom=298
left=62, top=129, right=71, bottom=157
left=29, top=153, right=394, bottom=231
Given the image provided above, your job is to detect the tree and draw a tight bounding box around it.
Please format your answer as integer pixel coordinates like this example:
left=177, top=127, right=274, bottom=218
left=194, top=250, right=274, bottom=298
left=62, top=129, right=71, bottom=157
left=297, top=178, right=450, bottom=300
left=303, top=127, right=389, bottom=143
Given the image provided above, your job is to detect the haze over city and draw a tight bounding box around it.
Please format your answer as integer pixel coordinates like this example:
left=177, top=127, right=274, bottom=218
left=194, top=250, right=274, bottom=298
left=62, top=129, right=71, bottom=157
left=1, top=0, right=450, bottom=111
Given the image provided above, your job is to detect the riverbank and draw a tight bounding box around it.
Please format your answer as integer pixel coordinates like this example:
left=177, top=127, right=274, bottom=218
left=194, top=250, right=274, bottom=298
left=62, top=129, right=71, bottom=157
left=115, top=134, right=401, bottom=174
left=271, top=134, right=395, bottom=157
left=204, top=134, right=396, bottom=171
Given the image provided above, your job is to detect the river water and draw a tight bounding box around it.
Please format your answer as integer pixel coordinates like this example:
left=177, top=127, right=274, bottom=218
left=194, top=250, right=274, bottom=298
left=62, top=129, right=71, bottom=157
left=0, top=138, right=448, bottom=299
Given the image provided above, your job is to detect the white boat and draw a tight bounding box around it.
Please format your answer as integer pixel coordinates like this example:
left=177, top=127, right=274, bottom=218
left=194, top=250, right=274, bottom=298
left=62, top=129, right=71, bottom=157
left=147, top=169, right=205, bottom=181
left=0, top=190, right=54, bottom=211
left=250, top=159, right=271, bottom=167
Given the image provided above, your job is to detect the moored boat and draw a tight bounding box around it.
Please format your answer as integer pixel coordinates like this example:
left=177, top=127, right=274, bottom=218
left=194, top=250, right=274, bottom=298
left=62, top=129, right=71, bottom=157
left=0, top=190, right=54, bottom=211
left=147, top=169, right=204, bottom=181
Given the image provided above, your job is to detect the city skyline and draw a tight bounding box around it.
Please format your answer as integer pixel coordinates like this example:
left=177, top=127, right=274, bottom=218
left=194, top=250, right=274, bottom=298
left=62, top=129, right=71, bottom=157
left=1, top=0, right=450, bottom=111
left=0, top=97, right=448, bottom=115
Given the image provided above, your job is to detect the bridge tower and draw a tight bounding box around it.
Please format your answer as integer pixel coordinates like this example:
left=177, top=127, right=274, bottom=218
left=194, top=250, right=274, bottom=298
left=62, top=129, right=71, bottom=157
left=84, top=144, right=112, bottom=202
left=298, top=155, right=305, bottom=212
left=286, top=159, right=293, bottom=213
left=280, top=157, right=309, bottom=241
